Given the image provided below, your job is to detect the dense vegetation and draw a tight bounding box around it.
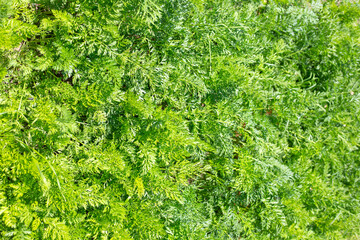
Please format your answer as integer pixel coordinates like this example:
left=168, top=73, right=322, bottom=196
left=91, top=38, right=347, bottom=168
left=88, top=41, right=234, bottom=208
left=1, top=0, right=360, bottom=239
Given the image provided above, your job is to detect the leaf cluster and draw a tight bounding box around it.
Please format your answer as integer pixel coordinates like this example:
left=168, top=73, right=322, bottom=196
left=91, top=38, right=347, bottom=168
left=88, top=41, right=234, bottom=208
left=1, top=0, right=360, bottom=239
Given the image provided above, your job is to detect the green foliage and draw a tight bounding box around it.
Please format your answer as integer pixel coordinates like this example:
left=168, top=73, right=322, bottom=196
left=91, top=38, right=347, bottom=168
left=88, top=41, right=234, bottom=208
left=1, top=0, right=360, bottom=239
